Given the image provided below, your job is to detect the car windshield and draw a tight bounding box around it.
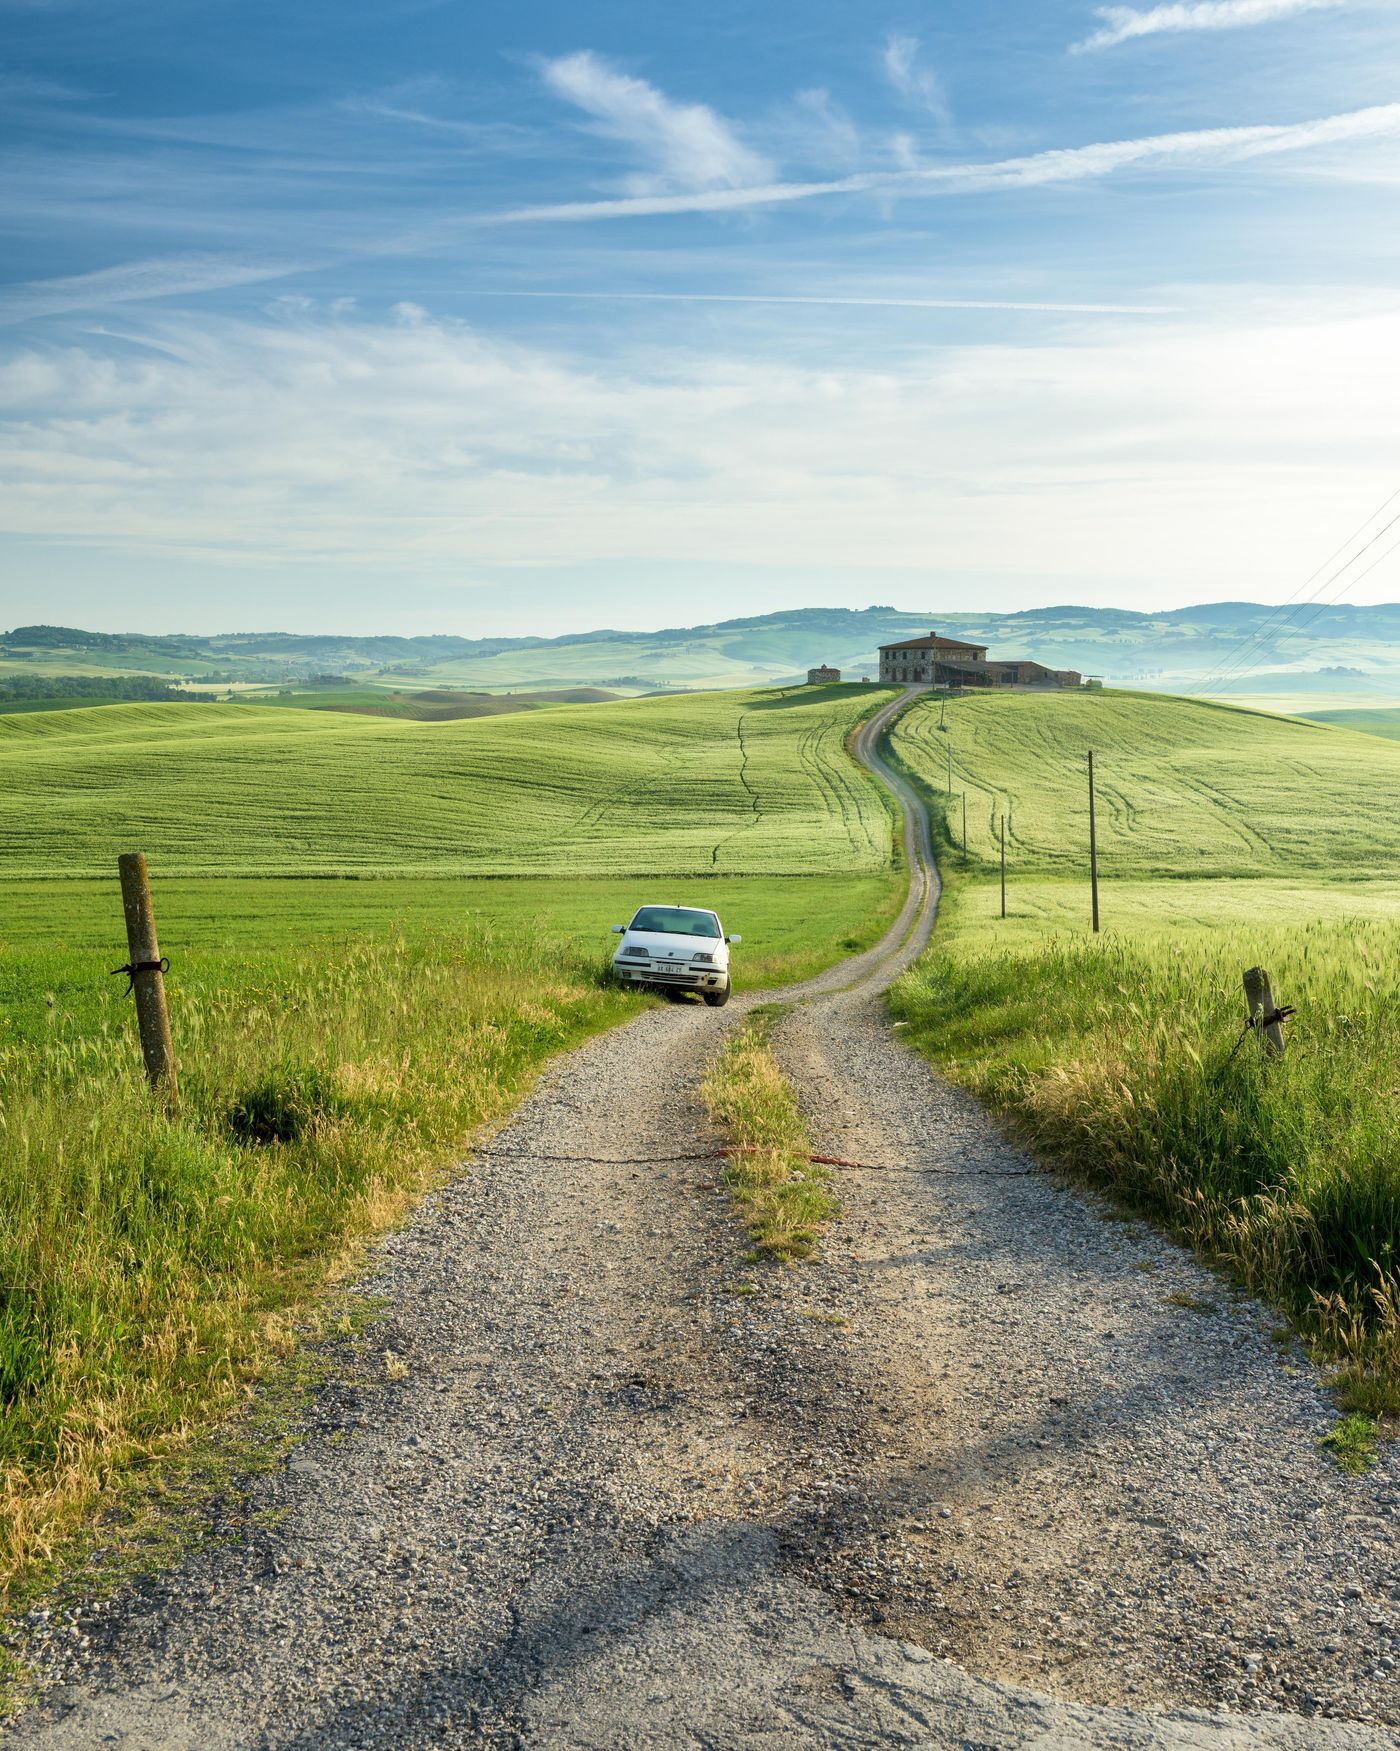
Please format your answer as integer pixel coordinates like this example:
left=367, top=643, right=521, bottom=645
left=628, top=906, right=721, bottom=938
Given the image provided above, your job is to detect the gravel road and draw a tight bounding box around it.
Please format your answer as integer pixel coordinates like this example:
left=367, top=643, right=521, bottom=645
left=9, top=689, right=1397, bottom=1750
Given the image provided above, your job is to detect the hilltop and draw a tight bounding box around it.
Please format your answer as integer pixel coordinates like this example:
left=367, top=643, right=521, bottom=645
left=6, top=602, right=1400, bottom=701
left=893, top=686, right=1400, bottom=880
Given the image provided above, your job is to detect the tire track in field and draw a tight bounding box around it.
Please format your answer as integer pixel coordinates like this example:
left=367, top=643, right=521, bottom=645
left=709, top=710, right=763, bottom=868
left=797, top=721, right=862, bottom=867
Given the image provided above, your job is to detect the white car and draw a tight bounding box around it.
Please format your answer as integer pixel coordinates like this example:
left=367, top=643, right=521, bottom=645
left=611, top=904, right=740, bottom=1006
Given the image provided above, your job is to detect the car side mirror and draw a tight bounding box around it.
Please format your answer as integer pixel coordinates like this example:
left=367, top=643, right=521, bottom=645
left=726, top=934, right=742, bottom=944
left=611, top=924, right=626, bottom=933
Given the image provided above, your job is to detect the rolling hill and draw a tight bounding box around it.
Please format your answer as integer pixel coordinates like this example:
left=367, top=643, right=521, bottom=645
left=0, top=685, right=896, bottom=880
left=6, top=602, right=1400, bottom=701
left=892, top=688, right=1400, bottom=880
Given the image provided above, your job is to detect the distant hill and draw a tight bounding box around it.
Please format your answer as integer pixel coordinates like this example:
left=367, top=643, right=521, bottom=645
left=5, top=604, right=1400, bottom=700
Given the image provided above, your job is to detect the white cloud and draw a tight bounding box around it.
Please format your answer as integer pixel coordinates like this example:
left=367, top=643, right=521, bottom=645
left=539, top=51, right=773, bottom=194
left=881, top=34, right=952, bottom=130
left=1073, top=0, right=1341, bottom=53
left=480, top=101, right=1400, bottom=224
left=2, top=300, right=1397, bottom=612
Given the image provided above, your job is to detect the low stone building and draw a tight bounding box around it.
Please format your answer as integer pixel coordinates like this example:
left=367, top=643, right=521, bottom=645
left=878, top=632, right=1081, bottom=690
left=806, top=665, right=841, bottom=684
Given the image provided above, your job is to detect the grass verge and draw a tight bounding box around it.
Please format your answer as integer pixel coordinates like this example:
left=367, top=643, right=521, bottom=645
left=702, top=1013, right=838, bottom=1262
left=0, top=931, right=641, bottom=1593
left=889, top=867, right=1400, bottom=1425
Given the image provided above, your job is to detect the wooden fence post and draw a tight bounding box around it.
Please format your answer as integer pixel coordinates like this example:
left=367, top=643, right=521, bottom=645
left=1088, top=749, right=1100, bottom=934
left=1243, top=966, right=1286, bottom=1057
left=961, top=791, right=967, bottom=863
left=117, top=852, right=179, bottom=1102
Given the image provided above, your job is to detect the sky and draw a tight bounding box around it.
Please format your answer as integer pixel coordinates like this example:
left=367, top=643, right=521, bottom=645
left=2, top=0, right=1399, bottom=636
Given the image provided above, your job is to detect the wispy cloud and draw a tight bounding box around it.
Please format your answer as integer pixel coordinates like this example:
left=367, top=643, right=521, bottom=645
left=0, top=255, right=308, bottom=324
left=881, top=34, right=952, bottom=130
left=539, top=50, right=773, bottom=194
left=461, top=289, right=1176, bottom=316
left=1072, top=0, right=1342, bottom=53
left=0, top=70, right=88, bottom=102
left=4, top=302, right=1396, bottom=610
left=480, top=102, right=1400, bottom=225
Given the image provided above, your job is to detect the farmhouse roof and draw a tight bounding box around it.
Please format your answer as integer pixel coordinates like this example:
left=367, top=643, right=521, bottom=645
left=878, top=631, right=986, bottom=654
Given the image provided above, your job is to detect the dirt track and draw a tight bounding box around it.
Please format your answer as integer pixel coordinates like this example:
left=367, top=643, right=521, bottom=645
left=10, top=688, right=1398, bottom=1750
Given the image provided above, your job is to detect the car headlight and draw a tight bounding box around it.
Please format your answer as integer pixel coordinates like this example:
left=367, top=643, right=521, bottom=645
left=692, top=951, right=715, bottom=963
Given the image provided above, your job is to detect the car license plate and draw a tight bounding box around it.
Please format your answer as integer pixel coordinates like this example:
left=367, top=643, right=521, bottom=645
left=657, top=960, right=684, bottom=972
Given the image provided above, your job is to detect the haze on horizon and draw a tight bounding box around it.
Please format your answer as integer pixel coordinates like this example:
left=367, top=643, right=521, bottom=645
left=2, top=0, right=1399, bottom=639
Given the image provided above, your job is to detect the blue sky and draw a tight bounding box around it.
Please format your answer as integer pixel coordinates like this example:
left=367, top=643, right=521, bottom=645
left=2, top=0, right=1398, bottom=635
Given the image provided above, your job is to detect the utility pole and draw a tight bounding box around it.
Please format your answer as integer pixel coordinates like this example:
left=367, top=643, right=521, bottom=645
left=999, top=813, right=1007, bottom=916
left=1088, top=750, right=1100, bottom=934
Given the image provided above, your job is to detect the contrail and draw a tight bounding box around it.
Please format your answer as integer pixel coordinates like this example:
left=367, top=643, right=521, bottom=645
left=457, top=288, right=1175, bottom=316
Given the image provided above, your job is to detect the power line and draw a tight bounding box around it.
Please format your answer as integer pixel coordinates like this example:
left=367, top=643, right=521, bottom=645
left=1202, top=528, right=1400, bottom=696
left=1190, top=494, right=1400, bottom=700
left=1186, top=483, right=1400, bottom=695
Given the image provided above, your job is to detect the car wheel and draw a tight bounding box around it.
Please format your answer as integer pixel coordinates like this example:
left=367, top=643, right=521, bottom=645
left=703, top=980, right=731, bottom=1008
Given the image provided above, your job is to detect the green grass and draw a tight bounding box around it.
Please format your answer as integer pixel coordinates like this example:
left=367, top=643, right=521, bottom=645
left=703, top=1015, right=837, bottom=1262
left=895, top=687, right=1400, bottom=878
left=888, top=688, right=1400, bottom=1407
left=1318, top=1414, right=1379, bottom=1475
left=0, top=684, right=896, bottom=879
left=1304, top=706, right=1400, bottom=744
left=0, top=868, right=904, bottom=1054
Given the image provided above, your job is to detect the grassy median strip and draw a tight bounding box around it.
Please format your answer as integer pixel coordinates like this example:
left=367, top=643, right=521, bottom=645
left=703, top=1012, right=838, bottom=1262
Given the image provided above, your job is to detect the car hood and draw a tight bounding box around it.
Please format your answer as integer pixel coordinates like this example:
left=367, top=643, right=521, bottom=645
left=616, top=930, right=727, bottom=960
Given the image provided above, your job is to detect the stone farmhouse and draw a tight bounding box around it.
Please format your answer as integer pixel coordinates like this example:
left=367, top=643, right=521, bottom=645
left=878, top=631, right=1082, bottom=690
left=805, top=664, right=841, bottom=684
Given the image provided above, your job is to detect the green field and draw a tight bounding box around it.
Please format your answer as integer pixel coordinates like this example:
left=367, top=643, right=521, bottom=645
left=0, top=685, right=895, bottom=879
left=888, top=689, right=1400, bottom=1418
left=1304, top=706, right=1400, bottom=744
left=0, top=682, right=907, bottom=1582
left=0, top=870, right=902, bottom=1053
left=894, top=688, right=1400, bottom=879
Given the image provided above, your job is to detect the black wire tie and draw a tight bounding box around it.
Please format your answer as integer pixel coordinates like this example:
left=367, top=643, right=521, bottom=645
left=110, top=957, right=170, bottom=995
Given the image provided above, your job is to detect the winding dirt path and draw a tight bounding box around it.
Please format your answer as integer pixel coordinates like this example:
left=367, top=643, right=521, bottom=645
left=10, top=690, right=1397, bottom=1750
